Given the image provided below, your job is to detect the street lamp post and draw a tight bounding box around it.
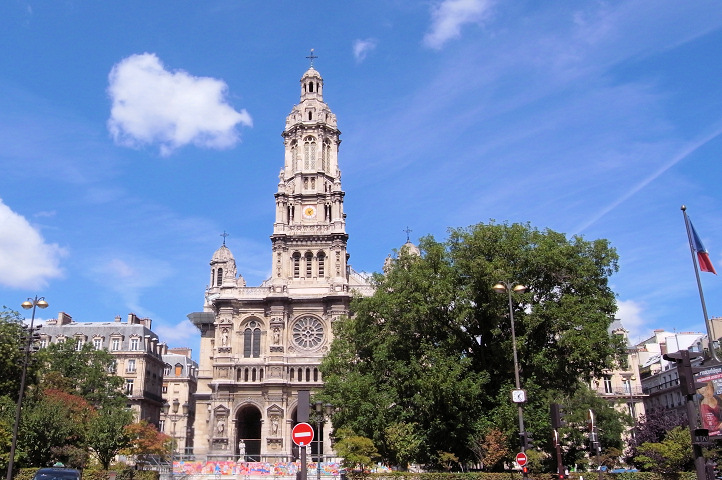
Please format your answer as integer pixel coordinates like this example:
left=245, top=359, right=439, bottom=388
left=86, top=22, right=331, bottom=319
left=163, top=399, right=189, bottom=480
left=313, top=402, right=334, bottom=480
left=493, top=282, right=528, bottom=479
left=6, top=296, right=48, bottom=480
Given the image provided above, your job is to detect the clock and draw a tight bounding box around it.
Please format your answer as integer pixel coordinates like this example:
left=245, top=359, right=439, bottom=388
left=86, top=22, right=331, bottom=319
left=512, top=389, right=527, bottom=403
left=303, top=205, right=317, bottom=219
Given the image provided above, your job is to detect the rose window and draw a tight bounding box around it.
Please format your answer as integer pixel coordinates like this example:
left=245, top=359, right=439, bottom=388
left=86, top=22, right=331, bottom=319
left=292, top=316, right=324, bottom=350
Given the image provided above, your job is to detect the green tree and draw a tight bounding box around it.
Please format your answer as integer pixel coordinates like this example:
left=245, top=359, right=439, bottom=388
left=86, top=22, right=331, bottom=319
left=551, top=385, right=628, bottom=469
left=635, top=426, right=693, bottom=474
left=86, top=407, right=134, bottom=469
left=0, top=308, right=35, bottom=397
left=37, top=339, right=125, bottom=408
left=0, top=396, right=14, bottom=473
left=333, top=429, right=379, bottom=472
left=18, top=390, right=93, bottom=468
left=320, top=221, right=624, bottom=466
left=384, top=422, right=422, bottom=469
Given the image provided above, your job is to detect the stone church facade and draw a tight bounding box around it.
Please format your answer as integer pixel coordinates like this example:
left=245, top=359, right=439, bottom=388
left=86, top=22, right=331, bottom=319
left=189, top=64, right=372, bottom=462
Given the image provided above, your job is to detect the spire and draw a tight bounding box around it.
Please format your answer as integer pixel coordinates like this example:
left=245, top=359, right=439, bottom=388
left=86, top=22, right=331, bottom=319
left=306, top=48, right=318, bottom=68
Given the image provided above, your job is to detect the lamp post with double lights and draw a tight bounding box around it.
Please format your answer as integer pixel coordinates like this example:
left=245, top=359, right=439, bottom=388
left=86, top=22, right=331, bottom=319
left=492, top=282, right=529, bottom=479
left=312, top=402, right=334, bottom=480
left=6, top=296, right=48, bottom=480
left=162, top=399, right=189, bottom=480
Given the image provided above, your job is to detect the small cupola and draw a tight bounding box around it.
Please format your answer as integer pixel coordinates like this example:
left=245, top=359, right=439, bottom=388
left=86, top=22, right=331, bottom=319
left=300, top=67, right=323, bottom=103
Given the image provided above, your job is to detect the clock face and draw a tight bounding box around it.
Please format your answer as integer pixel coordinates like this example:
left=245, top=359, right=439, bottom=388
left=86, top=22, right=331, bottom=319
left=512, top=389, right=526, bottom=403
left=303, top=205, right=317, bottom=219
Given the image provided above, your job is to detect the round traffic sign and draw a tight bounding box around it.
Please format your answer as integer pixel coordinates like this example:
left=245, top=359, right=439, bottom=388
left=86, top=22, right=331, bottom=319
left=516, top=452, right=528, bottom=466
left=292, top=422, right=315, bottom=446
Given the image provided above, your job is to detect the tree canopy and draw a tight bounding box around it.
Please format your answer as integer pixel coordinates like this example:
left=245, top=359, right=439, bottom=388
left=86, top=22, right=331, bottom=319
left=0, top=315, right=139, bottom=470
left=319, top=221, right=626, bottom=467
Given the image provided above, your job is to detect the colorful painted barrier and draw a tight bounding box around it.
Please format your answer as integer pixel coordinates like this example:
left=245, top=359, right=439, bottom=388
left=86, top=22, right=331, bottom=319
left=174, top=461, right=343, bottom=476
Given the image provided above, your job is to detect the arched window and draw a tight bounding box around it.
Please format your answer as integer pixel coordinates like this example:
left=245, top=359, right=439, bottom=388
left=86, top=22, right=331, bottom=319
left=304, top=136, right=316, bottom=169
left=293, top=252, right=301, bottom=278
left=290, top=139, right=298, bottom=170
left=244, top=321, right=261, bottom=358
left=309, top=82, right=314, bottom=93
left=322, top=139, right=331, bottom=172
left=305, top=252, right=313, bottom=278
left=211, top=268, right=215, bottom=286
left=318, top=252, right=325, bottom=278
left=217, top=268, right=223, bottom=286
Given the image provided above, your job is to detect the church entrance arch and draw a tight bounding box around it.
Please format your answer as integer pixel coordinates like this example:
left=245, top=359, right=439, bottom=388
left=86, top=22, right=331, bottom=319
left=236, top=405, right=262, bottom=461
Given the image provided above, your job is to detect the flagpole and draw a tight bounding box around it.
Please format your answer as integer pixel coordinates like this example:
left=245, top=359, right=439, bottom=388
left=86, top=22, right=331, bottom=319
left=681, top=205, right=719, bottom=362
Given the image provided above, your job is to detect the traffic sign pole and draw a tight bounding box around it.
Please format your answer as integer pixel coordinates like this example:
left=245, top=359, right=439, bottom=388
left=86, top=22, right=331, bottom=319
left=292, top=423, right=315, bottom=480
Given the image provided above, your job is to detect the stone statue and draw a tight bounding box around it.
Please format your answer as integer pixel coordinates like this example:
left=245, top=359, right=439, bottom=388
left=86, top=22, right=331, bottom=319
left=217, top=419, right=225, bottom=435
left=271, top=416, right=279, bottom=436
left=238, top=439, right=246, bottom=461
left=272, top=327, right=280, bottom=345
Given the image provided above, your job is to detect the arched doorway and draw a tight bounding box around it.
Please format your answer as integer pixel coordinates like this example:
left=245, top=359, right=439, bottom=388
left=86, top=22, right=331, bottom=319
left=236, top=405, right=262, bottom=461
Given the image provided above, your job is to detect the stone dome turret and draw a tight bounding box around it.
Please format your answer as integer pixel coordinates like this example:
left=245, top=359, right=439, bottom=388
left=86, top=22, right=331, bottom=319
left=211, top=244, right=234, bottom=263
left=400, top=240, right=421, bottom=257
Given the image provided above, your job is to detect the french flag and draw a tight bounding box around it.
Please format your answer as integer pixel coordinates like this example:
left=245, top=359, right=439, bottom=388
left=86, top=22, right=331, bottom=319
left=690, top=219, right=717, bottom=274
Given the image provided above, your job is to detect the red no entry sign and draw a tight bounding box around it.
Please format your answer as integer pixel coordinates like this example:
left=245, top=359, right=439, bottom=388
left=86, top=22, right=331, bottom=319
left=516, top=452, right=528, bottom=466
left=292, top=422, right=315, bottom=446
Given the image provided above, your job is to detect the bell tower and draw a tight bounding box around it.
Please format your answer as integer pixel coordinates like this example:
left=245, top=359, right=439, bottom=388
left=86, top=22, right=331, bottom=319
left=271, top=63, right=348, bottom=292
left=189, top=56, right=371, bottom=464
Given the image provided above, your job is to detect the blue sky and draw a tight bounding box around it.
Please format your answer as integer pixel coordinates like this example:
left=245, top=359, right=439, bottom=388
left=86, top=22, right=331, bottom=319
left=1, top=0, right=721, bottom=359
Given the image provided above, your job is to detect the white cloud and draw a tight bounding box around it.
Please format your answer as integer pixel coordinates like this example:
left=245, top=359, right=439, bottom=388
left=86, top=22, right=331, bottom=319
left=107, top=53, right=253, bottom=156
left=154, top=319, right=199, bottom=345
left=616, top=299, right=648, bottom=344
left=423, top=0, right=494, bottom=50
left=353, top=39, right=378, bottom=62
left=88, top=253, right=173, bottom=311
left=0, top=199, right=65, bottom=289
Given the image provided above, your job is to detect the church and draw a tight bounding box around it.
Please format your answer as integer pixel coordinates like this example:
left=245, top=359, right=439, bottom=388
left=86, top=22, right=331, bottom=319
left=188, top=61, right=373, bottom=463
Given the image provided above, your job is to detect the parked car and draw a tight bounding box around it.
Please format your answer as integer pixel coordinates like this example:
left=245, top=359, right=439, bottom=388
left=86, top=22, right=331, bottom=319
left=32, top=468, right=81, bottom=480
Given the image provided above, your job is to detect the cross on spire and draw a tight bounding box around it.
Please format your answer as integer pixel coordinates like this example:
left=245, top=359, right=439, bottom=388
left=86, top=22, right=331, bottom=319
left=220, top=231, right=229, bottom=246
left=403, top=226, right=412, bottom=243
left=306, top=48, right=318, bottom=68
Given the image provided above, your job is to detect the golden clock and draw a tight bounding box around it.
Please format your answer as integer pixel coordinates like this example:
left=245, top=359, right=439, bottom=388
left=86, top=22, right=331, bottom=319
left=303, top=205, right=317, bottom=218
